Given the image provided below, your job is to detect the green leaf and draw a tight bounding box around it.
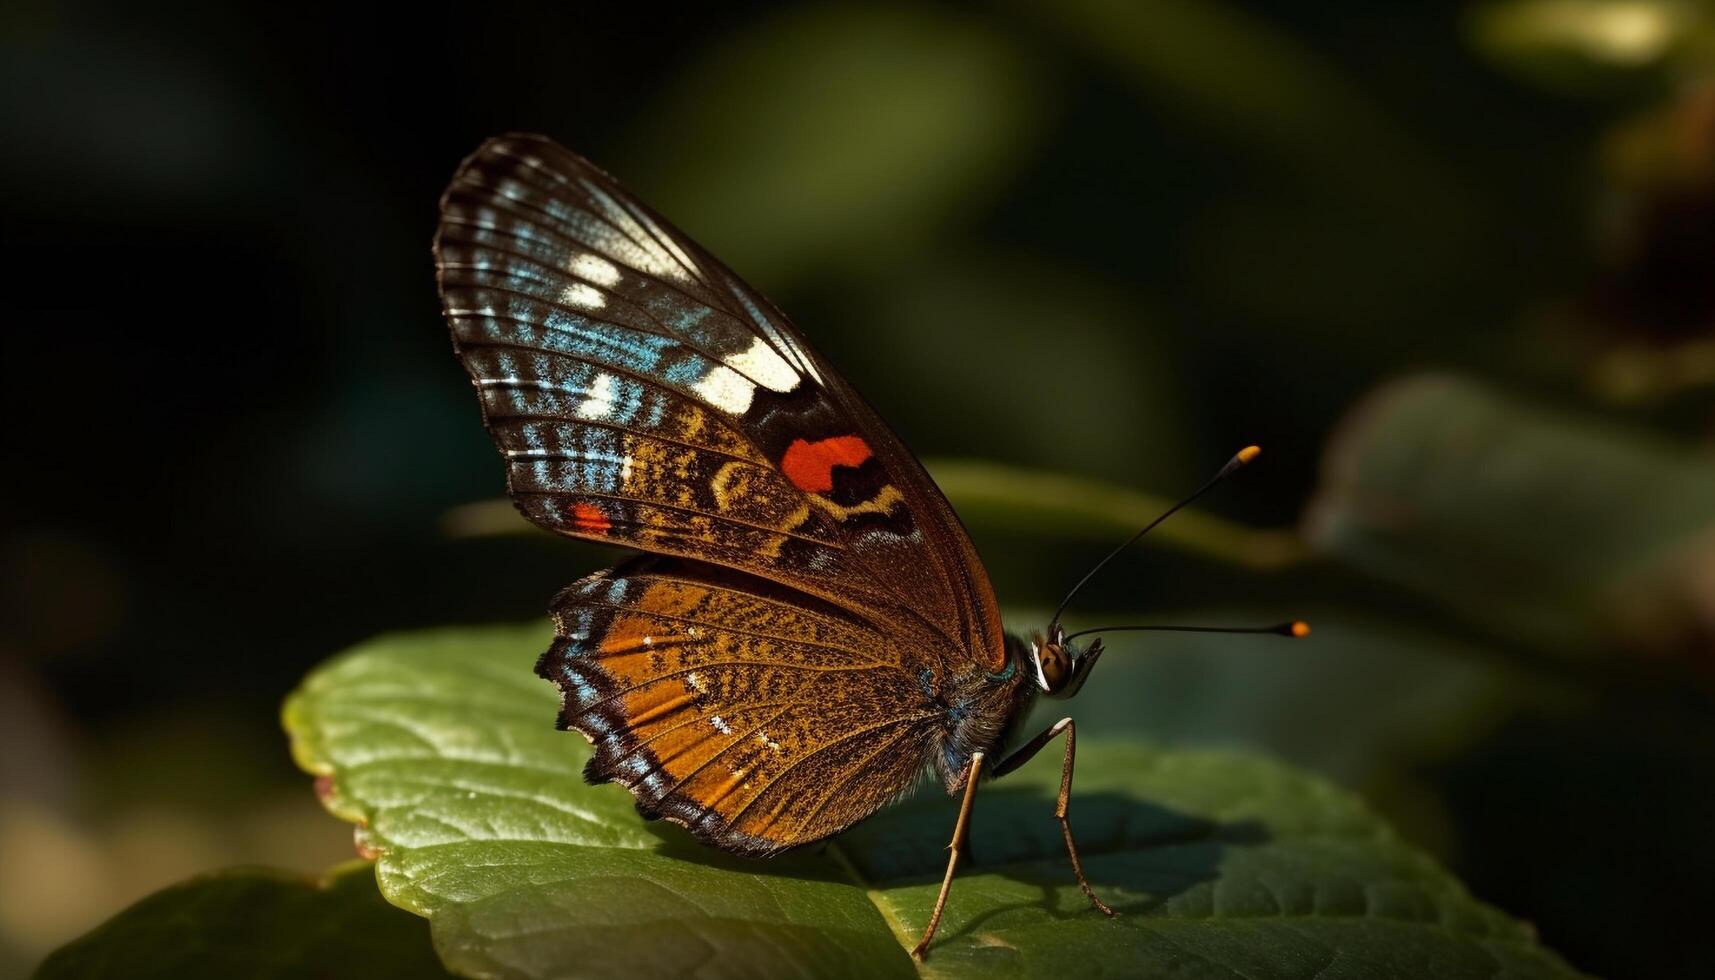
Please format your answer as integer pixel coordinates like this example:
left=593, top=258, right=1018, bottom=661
left=619, top=3, right=1048, bottom=285
left=34, top=862, right=452, bottom=979
left=1305, top=375, right=1715, bottom=668
left=284, top=624, right=1586, bottom=979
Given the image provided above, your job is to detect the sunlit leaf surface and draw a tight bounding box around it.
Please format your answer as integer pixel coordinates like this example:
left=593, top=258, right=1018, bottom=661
left=283, top=624, right=1585, bottom=979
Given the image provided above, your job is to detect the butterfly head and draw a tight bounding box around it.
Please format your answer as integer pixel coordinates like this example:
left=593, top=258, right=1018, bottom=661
left=1030, top=623, right=1103, bottom=700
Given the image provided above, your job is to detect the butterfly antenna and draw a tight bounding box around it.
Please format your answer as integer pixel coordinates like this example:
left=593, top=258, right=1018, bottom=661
left=1049, top=445, right=1262, bottom=628
left=1061, top=621, right=1310, bottom=644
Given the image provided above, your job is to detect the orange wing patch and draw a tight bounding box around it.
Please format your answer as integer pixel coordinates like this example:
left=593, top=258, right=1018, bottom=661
left=544, top=563, right=939, bottom=854
left=568, top=501, right=611, bottom=533
left=780, top=436, right=873, bottom=493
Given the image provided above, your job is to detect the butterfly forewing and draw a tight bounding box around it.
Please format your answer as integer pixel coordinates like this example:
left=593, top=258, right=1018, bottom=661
left=435, top=134, right=1009, bottom=851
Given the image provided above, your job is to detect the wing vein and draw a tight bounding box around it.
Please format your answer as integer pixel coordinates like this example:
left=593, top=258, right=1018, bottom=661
left=721, top=715, right=929, bottom=831
left=509, top=488, right=845, bottom=549
left=567, top=598, right=881, bottom=660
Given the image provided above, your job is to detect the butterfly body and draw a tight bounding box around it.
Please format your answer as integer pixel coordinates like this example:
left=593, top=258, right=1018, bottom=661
left=437, top=134, right=1114, bottom=953
left=927, top=634, right=1036, bottom=791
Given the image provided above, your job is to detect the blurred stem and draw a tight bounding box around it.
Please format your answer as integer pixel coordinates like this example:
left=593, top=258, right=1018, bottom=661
left=443, top=458, right=1309, bottom=571
left=929, top=459, right=1308, bottom=569
left=441, top=499, right=538, bottom=540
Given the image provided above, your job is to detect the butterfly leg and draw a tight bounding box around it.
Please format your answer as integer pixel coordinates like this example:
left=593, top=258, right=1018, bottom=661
left=910, top=750, right=984, bottom=959
left=993, top=717, right=1116, bottom=917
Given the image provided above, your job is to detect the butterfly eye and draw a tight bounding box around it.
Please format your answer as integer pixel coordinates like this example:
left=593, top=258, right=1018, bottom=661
left=1036, top=644, right=1070, bottom=693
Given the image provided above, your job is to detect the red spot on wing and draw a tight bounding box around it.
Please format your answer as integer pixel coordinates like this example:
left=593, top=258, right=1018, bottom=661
left=569, top=502, right=612, bottom=533
left=781, top=436, right=874, bottom=493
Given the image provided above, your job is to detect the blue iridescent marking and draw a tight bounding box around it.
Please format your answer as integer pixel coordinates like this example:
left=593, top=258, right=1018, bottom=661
left=529, top=433, right=627, bottom=491
left=561, top=662, right=599, bottom=704
left=470, top=207, right=538, bottom=245
left=666, top=302, right=714, bottom=333
left=619, top=754, right=668, bottom=795
left=662, top=354, right=719, bottom=389
left=579, top=426, right=620, bottom=453
left=534, top=308, right=677, bottom=369
left=576, top=179, right=637, bottom=232
left=572, top=674, right=598, bottom=705
left=562, top=608, right=597, bottom=642
left=472, top=225, right=557, bottom=267
left=606, top=375, right=645, bottom=426
left=946, top=698, right=971, bottom=725
left=529, top=460, right=554, bottom=488
left=529, top=191, right=582, bottom=230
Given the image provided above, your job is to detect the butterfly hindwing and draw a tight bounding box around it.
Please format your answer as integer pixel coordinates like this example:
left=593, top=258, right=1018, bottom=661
left=542, top=558, right=941, bottom=854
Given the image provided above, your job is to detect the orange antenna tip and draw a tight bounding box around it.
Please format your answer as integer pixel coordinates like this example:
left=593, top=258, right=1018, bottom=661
left=1290, top=621, right=1311, bottom=638
left=1054, top=444, right=1266, bottom=625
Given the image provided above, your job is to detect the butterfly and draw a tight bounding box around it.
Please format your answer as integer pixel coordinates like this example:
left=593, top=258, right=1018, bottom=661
left=433, top=134, right=1302, bottom=957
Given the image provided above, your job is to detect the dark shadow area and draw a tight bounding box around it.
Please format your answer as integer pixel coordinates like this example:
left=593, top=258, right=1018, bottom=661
left=640, top=784, right=1270, bottom=928
left=1433, top=690, right=1715, bottom=980
left=840, top=787, right=1269, bottom=887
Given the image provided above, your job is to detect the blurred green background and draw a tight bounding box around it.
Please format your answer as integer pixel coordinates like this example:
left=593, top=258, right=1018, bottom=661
left=3, top=1, right=1714, bottom=977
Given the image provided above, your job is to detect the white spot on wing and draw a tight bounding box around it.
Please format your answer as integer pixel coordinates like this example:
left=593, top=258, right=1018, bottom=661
left=710, top=715, right=731, bottom=734
left=569, top=252, right=621, bottom=287
left=692, top=364, right=756, bottom=415
left=576, top=178, right=697, bottom=284
left=558, top=282, right=606, bottom=311
left=637, top=247, right=692, bottom=283
left=724, top=336, right=799, bottom=393
left=577, top=372, right=617, bottom=419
